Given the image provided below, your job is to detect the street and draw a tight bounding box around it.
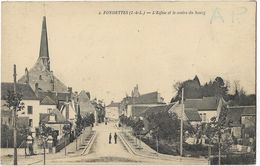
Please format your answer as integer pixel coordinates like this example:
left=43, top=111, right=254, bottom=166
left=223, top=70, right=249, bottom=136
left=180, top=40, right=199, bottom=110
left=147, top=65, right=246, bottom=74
left=1, top=121, right=208, bottom=165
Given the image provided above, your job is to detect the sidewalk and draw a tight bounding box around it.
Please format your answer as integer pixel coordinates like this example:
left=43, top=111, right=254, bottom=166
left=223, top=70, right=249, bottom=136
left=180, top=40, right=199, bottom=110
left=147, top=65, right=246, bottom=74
left=1, top=127, right=94, bottom=165
left=119, top=129, right=208, bottom=164
left=58, top=127, right=93, bottom=156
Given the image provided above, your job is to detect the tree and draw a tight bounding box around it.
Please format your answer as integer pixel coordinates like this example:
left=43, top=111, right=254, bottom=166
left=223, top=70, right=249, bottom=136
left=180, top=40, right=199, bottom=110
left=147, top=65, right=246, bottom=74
left=3, top=90, right=25, bottom=165
left=146, top=111, right=180, bottom=142
left=132, top=119, right=145, bottom=135
left=75, top=113, right=82, bottom=135
left=203, top=105, right=233, bottom=164
left=1, top=124, right=13, bottom=148
left=229, top=81, right=256, bottom=106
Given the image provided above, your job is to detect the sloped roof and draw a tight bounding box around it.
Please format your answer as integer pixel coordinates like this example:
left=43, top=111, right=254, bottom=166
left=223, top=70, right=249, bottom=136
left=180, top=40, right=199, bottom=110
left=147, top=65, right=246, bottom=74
left=38, top=91, right=70, bottom=102
left=40, top=113, right=49, bottom=123
left=129, top=91, right=165, bottom=105
left=78, top=91, right=96, bottom=116
left=18, top=60, right=68, bottom=93
left=1, top=82, right=38, bottom=100
left=41, top=109, right=69, bottom=124
left=40, top=95, right=56, bottom=105
left=226, top=106, right=256, bottom=127
left=140, top=105, right=169, bottom=117
left=132, top=106, right=151, bottom=117
left=184, top=97, right=219, bottom=111
left=184, top=108, right=202, bottom=121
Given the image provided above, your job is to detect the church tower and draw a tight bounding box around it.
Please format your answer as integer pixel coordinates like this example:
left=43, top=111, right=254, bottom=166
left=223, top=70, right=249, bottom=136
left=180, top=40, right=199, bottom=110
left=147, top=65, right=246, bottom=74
left=18, top=16, right=67, bottom=93
left=38, top=16, right=50, bottom=71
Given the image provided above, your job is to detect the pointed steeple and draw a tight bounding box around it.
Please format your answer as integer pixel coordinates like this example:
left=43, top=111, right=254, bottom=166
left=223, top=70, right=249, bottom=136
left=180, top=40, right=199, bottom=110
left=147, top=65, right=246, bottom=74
left=193, top=75, right=201, bottom=86
left=39, top=16, right=50, bottom=71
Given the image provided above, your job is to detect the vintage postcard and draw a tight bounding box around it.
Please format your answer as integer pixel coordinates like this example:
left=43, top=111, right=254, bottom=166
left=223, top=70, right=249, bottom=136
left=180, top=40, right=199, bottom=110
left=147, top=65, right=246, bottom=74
left=1, top=1, right=256, bottom=165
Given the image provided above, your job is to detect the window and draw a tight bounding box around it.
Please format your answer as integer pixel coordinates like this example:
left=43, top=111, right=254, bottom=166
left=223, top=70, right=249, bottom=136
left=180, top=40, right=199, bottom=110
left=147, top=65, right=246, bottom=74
left=29, top=119, right=33, bottom=127
left=49, top=115, right=56, bottom=122
left=39, top=75, right=42, bottom=80
left=27, top=106, right=33, bottom=114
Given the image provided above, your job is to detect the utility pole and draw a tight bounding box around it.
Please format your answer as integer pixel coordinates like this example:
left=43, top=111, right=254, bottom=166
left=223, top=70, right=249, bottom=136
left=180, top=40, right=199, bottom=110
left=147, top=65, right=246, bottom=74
left=43, top=139, right=46, bottom=165
left=218, top=131, right=221, bottom=165
left=13, top=64, right=18, bottom=165
left=208, top=145, right=211, bottom=165
left=180, top=88, right=184, bottom=157
left=65, top=134, right=67, bottom=156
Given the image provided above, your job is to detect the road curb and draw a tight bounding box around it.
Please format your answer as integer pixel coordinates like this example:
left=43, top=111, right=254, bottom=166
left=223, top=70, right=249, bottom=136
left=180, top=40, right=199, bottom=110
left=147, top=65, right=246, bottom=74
left=81, top=131, right=97, bottom=155
left=119, top=132, right=207, bottom=163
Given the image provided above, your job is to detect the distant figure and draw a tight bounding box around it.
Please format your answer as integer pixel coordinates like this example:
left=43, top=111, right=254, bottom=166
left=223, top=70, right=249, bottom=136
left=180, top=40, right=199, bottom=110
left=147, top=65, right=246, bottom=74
left=109, top=133, right=112, bottom=144
left=114, top=133, right=117, bottom=144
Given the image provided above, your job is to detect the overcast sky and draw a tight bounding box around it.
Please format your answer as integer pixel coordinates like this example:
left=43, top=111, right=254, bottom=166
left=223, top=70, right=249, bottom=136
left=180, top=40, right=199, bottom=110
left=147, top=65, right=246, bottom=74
left=2, top=2, right=256, bottom=103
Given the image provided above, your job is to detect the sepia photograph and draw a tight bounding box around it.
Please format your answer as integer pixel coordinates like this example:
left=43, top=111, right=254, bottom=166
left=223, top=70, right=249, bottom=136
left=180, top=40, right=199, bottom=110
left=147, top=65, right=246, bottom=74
left=1, top=1, right=256, bottom=165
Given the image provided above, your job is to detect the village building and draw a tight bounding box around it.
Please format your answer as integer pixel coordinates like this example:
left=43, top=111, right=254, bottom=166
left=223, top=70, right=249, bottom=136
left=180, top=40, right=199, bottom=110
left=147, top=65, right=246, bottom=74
left=1, top=82, right=56, bottom=134
left=78, top=90, right=96, bottom=117
left=180, top=96, right=226, bottom=123
left=225, top=105, right=256, bottom=139
left=105, top=101, right=120, bottom=121
left=40, top=108, right=70, bottom=137
left=168, top=102, right=202, bottom=126
left=122, top=91, right=166, bottom=118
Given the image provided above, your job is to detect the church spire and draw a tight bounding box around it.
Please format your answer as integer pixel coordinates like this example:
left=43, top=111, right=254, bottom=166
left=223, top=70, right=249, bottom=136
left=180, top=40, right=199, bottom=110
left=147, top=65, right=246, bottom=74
left=39, top=16, right=50, bottom=71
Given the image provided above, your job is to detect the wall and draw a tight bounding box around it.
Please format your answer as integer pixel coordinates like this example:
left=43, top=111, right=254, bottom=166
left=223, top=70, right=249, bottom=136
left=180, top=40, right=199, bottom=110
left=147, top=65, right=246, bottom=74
left=105, top=106, right=119, bottom=120
left=15, top=100, right=56, bottom=132
left=198, top=110, right=217, bottom=123
left=126, top=104, right=165, bottom=117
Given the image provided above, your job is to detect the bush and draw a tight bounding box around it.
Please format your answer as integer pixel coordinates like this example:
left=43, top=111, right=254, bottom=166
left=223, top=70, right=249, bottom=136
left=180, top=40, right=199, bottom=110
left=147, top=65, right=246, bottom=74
left=1, top=124, right=27, bottom=148
left=183, top=143, right=208, bottom=157
left=211, top=153, right=256, bottom=165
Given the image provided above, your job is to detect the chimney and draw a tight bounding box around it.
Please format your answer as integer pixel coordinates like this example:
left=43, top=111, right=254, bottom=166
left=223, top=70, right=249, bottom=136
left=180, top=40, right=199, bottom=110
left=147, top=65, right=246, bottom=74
left=68, top=87, right=72, bottom=100
left=35, top=83, right=39, bottom=97
left=65, top=95, right=69, bottom=120
left=50, top=71, right=54, bottom=91
left=25, top=68, right=29, bottom=83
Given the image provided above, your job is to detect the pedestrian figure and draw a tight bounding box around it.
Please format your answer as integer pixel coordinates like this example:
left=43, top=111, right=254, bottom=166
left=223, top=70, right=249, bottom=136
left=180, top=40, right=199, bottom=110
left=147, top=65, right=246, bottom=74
left=114, top=133, right=117, bottom=144
left=109, top=133, right=112, bottom=144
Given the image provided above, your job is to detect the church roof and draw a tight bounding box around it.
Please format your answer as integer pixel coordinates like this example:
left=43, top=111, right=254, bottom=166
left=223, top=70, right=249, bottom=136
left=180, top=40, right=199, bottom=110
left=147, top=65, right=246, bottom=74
left=18, top=16, right=68, bottom=93
left=18, top=64, right=68, bottom=93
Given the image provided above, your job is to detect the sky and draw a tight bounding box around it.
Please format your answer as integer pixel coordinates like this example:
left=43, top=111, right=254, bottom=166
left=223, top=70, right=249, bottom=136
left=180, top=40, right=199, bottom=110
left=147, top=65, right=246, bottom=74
left=1, top=2, right=256, bottom=104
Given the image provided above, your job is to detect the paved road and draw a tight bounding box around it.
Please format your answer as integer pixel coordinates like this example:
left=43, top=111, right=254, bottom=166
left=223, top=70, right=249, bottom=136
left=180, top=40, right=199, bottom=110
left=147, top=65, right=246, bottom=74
left=1, top=122, right=208, bottom=165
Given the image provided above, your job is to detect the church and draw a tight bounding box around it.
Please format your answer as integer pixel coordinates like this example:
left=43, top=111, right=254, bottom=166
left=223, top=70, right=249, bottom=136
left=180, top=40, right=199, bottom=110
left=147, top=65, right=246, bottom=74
left=18, top=16, right=71, bottom=109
